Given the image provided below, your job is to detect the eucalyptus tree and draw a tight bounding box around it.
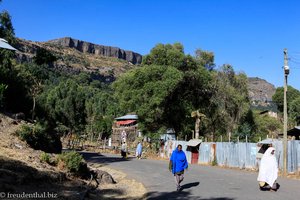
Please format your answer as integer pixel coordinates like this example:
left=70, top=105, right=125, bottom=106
left=85, top=87, right=115, bottom=141
left=206, top=64, right=250, bottom=141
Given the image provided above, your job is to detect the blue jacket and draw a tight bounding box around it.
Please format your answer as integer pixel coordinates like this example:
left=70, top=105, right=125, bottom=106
left=170, top=148, right=188, bottom=174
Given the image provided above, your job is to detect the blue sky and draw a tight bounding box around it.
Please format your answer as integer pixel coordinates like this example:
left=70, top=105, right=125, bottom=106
left=2, top=0, right=300, bottom=90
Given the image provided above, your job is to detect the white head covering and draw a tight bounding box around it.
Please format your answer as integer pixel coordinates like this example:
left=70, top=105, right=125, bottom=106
left=257, top=147, right=278, bottom=186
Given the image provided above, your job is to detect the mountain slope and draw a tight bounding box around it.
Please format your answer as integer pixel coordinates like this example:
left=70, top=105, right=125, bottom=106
left=248, top=77, right=277, bottom=110
left=14, top=37, right=142, bottom=80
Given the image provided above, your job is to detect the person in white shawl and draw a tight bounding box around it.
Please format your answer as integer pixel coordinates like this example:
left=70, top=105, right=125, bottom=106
left=257, top=147, right=280, bottom=191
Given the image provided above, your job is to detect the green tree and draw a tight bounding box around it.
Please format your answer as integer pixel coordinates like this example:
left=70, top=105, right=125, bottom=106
left=0, top=9, right=15, bottom=69
left=113, top=65, right=184, bottom=133
left=253, top=111, right=282, bottom=140
left=16, top=63, right=49, bottom=120
left=43, top=79, right=87, bottom=134
left=33, top=48, right=57, bottom=66
left=272, top=86, right=300, bottom=113
left=142, top=43, right=197, bottom=71
left=85, top=87, right=115, bottom=140
left=195, top=49, right=215, bottom=71
left=0, top=9, right=15, bottom=43
left=289, top=97, right=300, bottom=126
left=206, top=65, right=250, bottom=141
left=0, top=5, right=29, bottom=113
left=114, top=43, right=213, bottom=138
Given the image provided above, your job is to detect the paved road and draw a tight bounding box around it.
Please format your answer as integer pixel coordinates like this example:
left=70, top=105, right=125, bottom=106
left=82, top=152, right=300, bottom=200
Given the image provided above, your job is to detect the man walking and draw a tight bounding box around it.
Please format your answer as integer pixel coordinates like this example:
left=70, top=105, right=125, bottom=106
left=169, top=144, right=188, bottom=191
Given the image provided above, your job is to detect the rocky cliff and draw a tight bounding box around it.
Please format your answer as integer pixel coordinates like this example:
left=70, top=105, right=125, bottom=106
left=248, top=77, right=277, bottom=110
left=47, top=37, right=142, bottom=65
left=14, top=37, right=142, bottom=81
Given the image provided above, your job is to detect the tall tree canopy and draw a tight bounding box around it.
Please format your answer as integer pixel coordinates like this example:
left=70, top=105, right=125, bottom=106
left=113, top=65, right=184, bottom=133
left=272, top=86, right=300, bottom=113
left=204, top=64, right=251, bottom=141
left=114, top=43, right=212, bottom=138
left=195, top=49, right=215, bottom=71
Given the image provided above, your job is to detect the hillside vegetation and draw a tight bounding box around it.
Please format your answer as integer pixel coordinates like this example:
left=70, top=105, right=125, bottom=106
left=15, top=37, right=139, bottom=79
left=2, top=1, right=300, bottom=151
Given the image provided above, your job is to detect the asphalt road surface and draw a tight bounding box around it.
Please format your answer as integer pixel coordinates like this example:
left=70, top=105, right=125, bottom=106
left=82, top=152, right=300, bottom=200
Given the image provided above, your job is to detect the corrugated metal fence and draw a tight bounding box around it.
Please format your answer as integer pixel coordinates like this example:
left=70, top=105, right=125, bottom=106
left=215, top=142, right=257, bottom=169
left=162, top=140, right=300, bottom=173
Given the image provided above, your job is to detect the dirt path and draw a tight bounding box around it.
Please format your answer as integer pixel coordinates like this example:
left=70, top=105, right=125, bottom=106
left=89, top=163, right=147, bottom=199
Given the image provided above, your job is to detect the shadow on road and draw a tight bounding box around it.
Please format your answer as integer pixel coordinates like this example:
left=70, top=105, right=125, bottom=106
left=181, top=182, right=200, bottom=190
left=80, top=152, right=134, bottom=165
left=140, top=190, right=235, bottom=200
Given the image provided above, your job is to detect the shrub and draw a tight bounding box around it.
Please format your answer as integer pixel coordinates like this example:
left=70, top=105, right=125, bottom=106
left=0, top=83, right=8, bottom=109
left=40, top=152, right=51, bottom=164
left=16, top=122, right=62, bottom=153
left=57, top=151, right=88, bottom=177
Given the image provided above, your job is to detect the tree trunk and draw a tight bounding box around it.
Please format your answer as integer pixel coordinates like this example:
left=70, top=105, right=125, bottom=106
left=32, top=97, right=36, bottom=121
left=195, top=118, right=200, bottom=139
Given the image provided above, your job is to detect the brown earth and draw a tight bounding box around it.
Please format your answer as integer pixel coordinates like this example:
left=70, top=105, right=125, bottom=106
left=0, top=113, right=147, bottom=200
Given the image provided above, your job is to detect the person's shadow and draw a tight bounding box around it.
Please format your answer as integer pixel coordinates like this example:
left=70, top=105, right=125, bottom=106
left=181, top=182, right=200, bottom=190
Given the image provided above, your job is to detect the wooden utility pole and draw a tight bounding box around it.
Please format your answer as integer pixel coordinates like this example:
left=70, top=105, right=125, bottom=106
left=283, top=48, right=289, bottom=176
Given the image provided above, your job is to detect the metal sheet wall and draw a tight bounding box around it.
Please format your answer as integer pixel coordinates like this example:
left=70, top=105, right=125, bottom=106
left=161, top=140, right=300, bottom=173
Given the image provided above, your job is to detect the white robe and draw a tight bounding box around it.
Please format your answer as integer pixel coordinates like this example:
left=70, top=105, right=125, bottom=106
left=257, top=147, right=278, bottom=186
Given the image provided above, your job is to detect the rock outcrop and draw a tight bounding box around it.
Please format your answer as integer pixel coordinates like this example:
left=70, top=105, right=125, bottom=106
left=47, top=37, right=142, bottom=64
left=248, top=77, right=277, bottom=110
left=13, top=37, right=140, bottom=81
left=248, top=77, right=276, bottom=102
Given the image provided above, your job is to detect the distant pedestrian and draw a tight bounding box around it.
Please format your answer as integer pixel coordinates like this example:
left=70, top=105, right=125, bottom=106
left=121, top=142, right=127, bottom=158
left=257, top=147, right=280, bottom=191
left=136, top=142, right=143, bottom=159
left=169, top=144, right=188, bottom=191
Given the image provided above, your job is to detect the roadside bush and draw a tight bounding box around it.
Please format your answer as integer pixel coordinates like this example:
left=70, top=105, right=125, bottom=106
left=16, top=122, right=62, bottom=153
left=57, top=151, right=89, bottom=177
left=0, top=83, right=7, bottom=109
left=40, top=152, right=51, bottom=164
left=40, top=152, right=58, bottom=166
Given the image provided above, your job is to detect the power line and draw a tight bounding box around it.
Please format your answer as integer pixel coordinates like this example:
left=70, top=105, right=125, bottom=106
left=289, top=56, right=300, bottom=61
left=289, top=60, right=300, bottom=66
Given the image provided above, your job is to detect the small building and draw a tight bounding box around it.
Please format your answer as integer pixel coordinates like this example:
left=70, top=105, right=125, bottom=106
left=287, top=126, right=300, bottom=140
left=278, top=126, right=300, bottom=140
left=259, top=110, right=278, bottom=119
left=111, top=114, right=138, bottom=146
left=160, top=128, right=176, bottom=141
left=186, top=139, right=202, bottom=164
left=0, top=38, right=17, bottom=50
